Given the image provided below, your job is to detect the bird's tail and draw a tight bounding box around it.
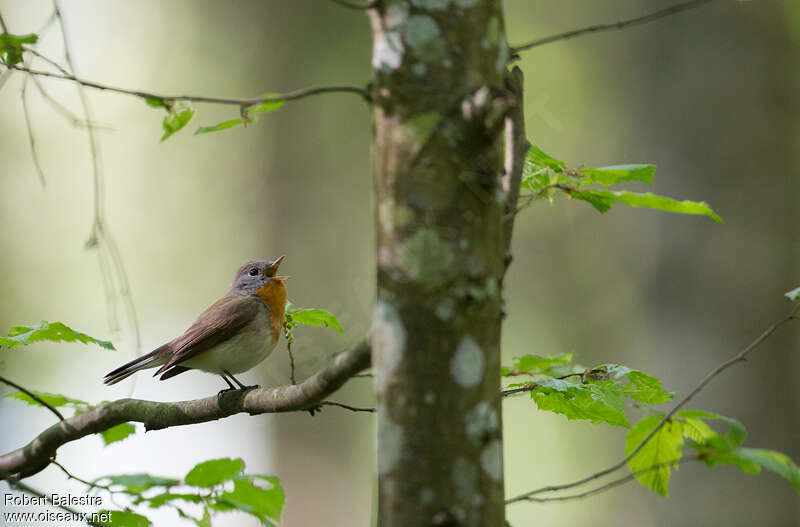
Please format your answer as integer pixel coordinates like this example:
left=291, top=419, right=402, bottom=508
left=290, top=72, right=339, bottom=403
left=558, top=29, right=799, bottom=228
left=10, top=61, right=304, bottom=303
left=103, top=346, right=168, bottom=385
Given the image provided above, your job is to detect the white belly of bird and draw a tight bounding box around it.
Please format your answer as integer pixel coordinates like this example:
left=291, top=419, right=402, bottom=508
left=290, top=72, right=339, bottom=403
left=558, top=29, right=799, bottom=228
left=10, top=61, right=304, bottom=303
left=182, top=319, right=277, bottom=375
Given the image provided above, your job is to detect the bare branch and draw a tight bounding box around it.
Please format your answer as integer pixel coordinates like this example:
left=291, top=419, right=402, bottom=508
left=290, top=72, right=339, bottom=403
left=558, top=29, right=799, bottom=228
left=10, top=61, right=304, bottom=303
left=0, top=376, right=64, bottom=421
left=0, top=339, right=370, bottom=480
left=0, top=10, right=8, bottom=32
left=511, top=0, right=713, bottom=55
left=512, top=455, right=702, bottom=504
left=506, top=303, right=800, bottom=503
left=4, top=64, right=370, bottom=106
left=501, top=66, right=530, bottom=258
left=320, top=401, right=375, bottom=413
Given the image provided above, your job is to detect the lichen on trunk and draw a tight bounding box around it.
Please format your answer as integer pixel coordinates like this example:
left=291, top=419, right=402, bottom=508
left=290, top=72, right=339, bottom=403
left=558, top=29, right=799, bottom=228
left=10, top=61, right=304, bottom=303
left=369, top=1, right=510, bottom=525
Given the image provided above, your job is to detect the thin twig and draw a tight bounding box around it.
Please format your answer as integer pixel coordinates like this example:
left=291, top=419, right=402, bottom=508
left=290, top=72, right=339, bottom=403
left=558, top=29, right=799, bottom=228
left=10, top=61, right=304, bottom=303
left=0, top=376, right=64, bottom=421
left=0, top=10, right=8, bottom=32
left=288, top=340, right=297, bottom=385
left=320, top=401, right=375, bottom=413
left=50, top=460, right=115, bottom=493
left=329, top=0, right=378, bottom=9
left=20, top=62, right=46, bottom=186
left=30, top=75, right=112, bottom=129
left=511, top=0, right=714, bottom=55
left=53, top=1, right=143, bottom=397
left=6, top=64, right=370, bottom=106
left=507, top=303, right=800, bottom=503
left=7, top=478, right=104, bottom=527
left=514, top=455, right=702, bottom=503
left=352, top=372, right=374, bottom=378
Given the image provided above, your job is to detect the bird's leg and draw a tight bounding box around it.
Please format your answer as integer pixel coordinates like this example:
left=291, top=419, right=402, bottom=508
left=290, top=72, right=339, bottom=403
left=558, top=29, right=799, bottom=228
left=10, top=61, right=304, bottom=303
left=217, top=374, right=237, bottom=396
left=223, top=370, right=259, bottom=391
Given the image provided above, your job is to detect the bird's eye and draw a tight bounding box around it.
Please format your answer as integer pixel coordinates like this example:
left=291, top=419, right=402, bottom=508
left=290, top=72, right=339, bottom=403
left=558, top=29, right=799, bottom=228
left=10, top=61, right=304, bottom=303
left=249, top=268, right=259, bottom=277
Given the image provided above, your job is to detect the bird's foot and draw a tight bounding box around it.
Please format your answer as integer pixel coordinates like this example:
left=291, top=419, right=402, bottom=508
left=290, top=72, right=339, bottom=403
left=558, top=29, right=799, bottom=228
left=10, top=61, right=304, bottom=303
left=307, top=404, right=324, bottom=416
left=217, top=387, right=237, bottom=397
left=239, top=384, right=259, bottom=391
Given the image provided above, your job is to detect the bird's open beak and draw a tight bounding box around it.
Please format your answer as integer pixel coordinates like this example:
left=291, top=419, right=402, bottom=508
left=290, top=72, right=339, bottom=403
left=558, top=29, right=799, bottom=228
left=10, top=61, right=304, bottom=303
left=265, top=255, right=285, bottom=278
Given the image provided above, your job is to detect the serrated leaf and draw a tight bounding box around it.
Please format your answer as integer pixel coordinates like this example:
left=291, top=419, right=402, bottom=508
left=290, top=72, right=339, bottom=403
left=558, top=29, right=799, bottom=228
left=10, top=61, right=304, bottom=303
left=785, top=286, right=800, bottom=302
left=5, top=390, right=88, bottom=408
left=195, top=119, right=243, bottom=135
left=101, top=422, right=136, bottom=446
left=98, top=474, right=180, bottom=493
left=216, top=477, right=284, bottom=525
left=589, top=364, right=673, bottom=406
left=185, top=457, right=244, bottom=488
left=573, top=190, right=722, bottom=222
left=705, top=448, right=800, bottom=494
left=0, top=321, right=115, bottom=349
left=626, top=414, right=684, bottom=497
left=286, top=308, right=343, bottom=335
left=531, top=383, right=629, bottom=427
left=98, top=510, right=152, bottom=527
left=679, top=417, right=717, bottom=443
left=525, top=145, right=566, bottom=172
left=160, top=104, right=195, bottom=142
left=581, top=164, right=655, bottom=186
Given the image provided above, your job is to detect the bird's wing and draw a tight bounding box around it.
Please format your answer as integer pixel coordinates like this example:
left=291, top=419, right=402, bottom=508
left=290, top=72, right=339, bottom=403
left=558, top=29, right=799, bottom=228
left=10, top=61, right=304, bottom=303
left=154, top=295, right=263, bottom=376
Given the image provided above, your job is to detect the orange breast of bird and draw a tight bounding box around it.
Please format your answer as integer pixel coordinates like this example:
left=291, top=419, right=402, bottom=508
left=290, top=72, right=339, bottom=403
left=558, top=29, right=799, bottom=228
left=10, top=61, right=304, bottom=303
left=255, top=280, right=288, bottom=345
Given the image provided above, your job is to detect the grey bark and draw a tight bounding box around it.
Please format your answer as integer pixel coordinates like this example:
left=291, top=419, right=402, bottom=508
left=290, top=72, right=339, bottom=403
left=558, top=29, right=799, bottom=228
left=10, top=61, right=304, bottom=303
left=368, top=2, right=511, bottom=525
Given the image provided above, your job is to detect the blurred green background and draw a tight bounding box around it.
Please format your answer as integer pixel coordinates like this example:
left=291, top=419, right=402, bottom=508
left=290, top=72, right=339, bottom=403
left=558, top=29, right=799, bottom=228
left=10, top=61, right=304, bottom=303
left=0, top=1, right=797, bottom=526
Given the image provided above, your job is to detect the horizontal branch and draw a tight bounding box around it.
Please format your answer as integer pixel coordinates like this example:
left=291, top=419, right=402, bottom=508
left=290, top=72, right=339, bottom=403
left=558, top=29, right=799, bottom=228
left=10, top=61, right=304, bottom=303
left=511, top=0, right=713, bottom=55
left=0, top=339, right=370, bottom=480
left=507, top=303, right=800, bottom=503
left=4, top=64, right=371, bottom=106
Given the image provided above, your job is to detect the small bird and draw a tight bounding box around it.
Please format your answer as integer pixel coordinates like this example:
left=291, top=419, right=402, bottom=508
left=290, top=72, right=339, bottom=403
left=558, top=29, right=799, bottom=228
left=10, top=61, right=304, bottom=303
left=104, top=256, right=288, bottom=392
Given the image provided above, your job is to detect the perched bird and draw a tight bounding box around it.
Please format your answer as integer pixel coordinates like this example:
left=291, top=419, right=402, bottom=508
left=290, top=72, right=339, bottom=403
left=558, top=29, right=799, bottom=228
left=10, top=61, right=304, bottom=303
left=104, top=256, right=288, bottom=392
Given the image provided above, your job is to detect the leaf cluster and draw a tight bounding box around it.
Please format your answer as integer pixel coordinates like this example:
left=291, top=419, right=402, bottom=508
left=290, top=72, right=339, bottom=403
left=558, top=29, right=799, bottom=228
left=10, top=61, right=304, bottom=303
left=0, top=33, right=37, bottom=66
left=520, top=145, right=721, bottom=221
left=503, top=354, right=672, bottom=428
left=92, top=457, right=284, bottom=527
left=148, top=96, right=285, bottom=142
left=626, top=410, right=800, bottom=497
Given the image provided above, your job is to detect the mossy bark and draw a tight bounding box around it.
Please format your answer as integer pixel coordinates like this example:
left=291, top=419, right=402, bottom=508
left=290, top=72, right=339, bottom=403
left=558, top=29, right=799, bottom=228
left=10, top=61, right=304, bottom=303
left=369, top=2, right=510, bottom=525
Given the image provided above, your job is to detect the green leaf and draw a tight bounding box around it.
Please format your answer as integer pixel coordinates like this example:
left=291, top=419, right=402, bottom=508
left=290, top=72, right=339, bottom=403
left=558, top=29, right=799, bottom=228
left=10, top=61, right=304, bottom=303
left=160, top=103, right=195, bottom=142
left=509, top=353, right=573, bottom=375
left=101, top=422, right=136, bottom=445
left=144, top=97, right=166, bottom=108
left=580, top=164, right=655, bottom=186
left=573, top=190, right=722, bottom=222
left=785, top=286, right=800, bottom=302
left=194, top=119, right=244, bottom=135
left=0, top=33, right=38, bottom=66
left=185, top=457, right=244, bottom=488
left=0, top=321, right=115, bottom=349
left=525, top=145, right=566, bottom=172
left=530, top=382, right=630, bottom=427
left=704, top=448, right=800, bottom=494
left=286, top=308, right=343, bottom=335
left=216, top=477, right=284, bottom=525
left=246, top=96, right=285, bottom=115
left=626, top=414, right=684, bottom=496
left=98, top=474, right=180, bottom=493
left=98, top=510, right=152, bottom=527
left=5, top=390, right=88, bottom=408
left=139, top=493, right=203, bottom=508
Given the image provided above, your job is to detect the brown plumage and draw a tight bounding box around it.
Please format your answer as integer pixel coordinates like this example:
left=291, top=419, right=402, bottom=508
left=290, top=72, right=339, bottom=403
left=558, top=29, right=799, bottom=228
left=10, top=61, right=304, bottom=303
left=103, top=257, right=287, bottom=391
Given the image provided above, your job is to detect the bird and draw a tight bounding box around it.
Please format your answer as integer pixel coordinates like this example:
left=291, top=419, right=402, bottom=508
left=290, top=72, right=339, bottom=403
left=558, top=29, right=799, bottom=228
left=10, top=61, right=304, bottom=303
left=104, top=256, right=288, bottom=392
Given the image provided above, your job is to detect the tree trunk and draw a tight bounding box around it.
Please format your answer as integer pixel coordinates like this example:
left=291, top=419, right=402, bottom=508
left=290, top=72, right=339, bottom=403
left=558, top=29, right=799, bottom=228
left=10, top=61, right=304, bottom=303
left=368, top=2, right=510, bottom=525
